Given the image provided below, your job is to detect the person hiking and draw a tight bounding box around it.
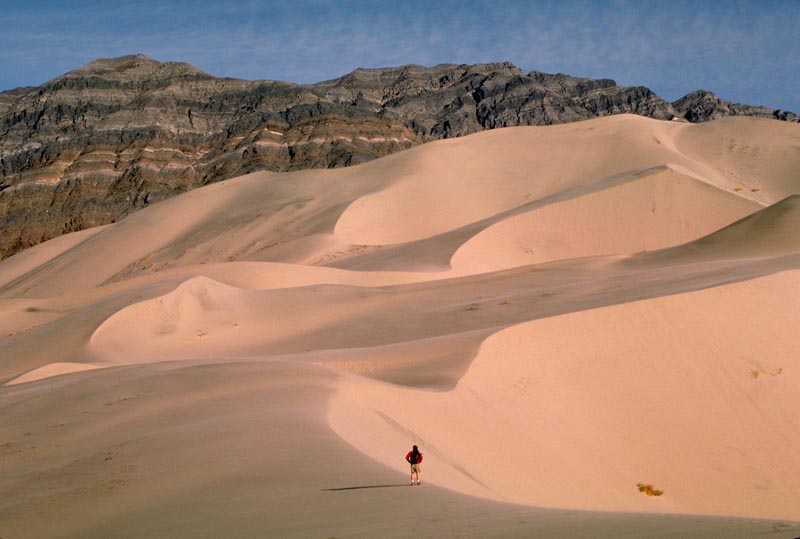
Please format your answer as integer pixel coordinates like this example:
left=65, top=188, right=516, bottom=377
left=405, top=445, right=423, bottom=485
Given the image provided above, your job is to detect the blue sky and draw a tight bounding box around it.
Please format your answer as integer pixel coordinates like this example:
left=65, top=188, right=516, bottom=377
left=1, top=0, right=798, bottom=111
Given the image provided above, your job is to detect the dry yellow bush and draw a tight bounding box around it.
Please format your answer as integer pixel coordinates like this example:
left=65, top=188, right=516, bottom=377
left=637, top=483, right=664, bottom=496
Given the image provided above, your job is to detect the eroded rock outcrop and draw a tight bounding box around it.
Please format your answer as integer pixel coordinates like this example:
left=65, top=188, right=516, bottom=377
left=673, top=90, right=799, bottom=123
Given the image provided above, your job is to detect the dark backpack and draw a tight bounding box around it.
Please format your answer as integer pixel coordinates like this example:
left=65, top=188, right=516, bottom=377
left=409, top=452, right=418, bottom=464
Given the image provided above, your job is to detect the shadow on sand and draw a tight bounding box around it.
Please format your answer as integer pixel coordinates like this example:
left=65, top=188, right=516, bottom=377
left=322, top=484, right=411, bottom=492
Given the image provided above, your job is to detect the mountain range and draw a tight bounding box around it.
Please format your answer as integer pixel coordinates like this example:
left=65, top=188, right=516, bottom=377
left=0, top=54, right=797, bottom=259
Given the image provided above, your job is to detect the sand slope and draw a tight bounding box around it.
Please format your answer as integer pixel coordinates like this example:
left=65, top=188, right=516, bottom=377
left=450, top=164, right=762, bottom=273
left=2, top=115, right=800, bottom=537
left=331, top=270, right=800, bottom=519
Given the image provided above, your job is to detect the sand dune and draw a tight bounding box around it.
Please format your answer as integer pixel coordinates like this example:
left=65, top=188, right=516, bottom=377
left=2, top=115, right=800, bottom=537
left=335, top=115, right=698, bottom=246
left=450, top=164, right=762, bottom=273
left=631, top=194, right=800, bottom=264
left=6, top=361, right=105, bottom=385
left=673, top=117, right=800, bottom=203
left=331, top=270, right=800, bottom=519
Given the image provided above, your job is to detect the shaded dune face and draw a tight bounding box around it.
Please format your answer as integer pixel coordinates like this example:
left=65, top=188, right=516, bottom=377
left=2, top=115, right=800, bottom=537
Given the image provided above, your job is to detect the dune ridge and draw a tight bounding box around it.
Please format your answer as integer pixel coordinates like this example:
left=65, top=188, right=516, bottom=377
left=2, top=115, right=800, bottom=537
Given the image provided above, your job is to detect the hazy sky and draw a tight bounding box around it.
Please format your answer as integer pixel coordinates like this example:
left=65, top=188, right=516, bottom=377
left=2, top=0, right=798, bottom=111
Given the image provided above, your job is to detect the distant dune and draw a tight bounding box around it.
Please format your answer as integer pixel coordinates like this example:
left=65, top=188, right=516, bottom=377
left=1, top=115, right=799, bottom=538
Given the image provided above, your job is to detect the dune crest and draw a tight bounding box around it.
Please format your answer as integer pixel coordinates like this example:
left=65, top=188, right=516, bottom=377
left=5, top=362, right=106, bottom=386
left=629, top=194, right=800, bottom=265
left=450, top=164, right=761, bottom=273
left=90, top=276, right=261, bottom=364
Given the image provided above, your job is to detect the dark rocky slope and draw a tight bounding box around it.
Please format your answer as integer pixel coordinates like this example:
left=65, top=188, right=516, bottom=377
left=0, top=54, right=796, bottom=258
left=672, top=90, right=798, bottom=123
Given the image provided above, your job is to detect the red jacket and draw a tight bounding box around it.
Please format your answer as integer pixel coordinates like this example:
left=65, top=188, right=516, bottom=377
left=406, top=451, right=423, bottom=464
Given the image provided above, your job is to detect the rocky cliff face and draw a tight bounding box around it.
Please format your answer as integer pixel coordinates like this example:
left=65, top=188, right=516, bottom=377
left=672, top=90, right=799, bottom=123
left=1, top=54, right=796, bottom=258
left=0, top=55, right=416, bottom=257
left=312, top=62, right=678, bottom=137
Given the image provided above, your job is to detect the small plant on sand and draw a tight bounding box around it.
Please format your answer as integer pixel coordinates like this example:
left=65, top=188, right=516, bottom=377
left=751, top=366, right=784, bottom=379
left=465, top=304, right=480, bottom=311
left=637, top=483, right=664, bottom=496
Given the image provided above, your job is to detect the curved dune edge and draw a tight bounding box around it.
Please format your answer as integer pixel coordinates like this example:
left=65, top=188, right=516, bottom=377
left=332, top=117, right=686, bottom=246
left=331, top=116, right=784, bottom=248
left=328, top=270, right=800, bottom=520
left=87, top=276, right=260, bottom=365
left=85, top=274, right=376, bottom=365
left=0, top=226, right=109, bottom=291
left=449, top=164, right=762, bottom=274
left=6, top=362, right=106, bottom=386
left=630, top=194, right=800, bottom=264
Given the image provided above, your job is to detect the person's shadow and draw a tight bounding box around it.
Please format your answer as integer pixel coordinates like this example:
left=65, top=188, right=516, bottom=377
left=322, top=483, right=411, bottom=491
